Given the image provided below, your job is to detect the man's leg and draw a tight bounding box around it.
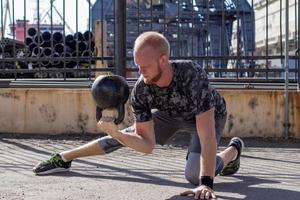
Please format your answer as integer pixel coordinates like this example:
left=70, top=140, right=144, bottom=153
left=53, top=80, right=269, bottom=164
left=33, top=135, right=123, bottom=175
left=60, top=139, right=105, bottom=161
left=185, top=151, right=225, bottom=186
left=219, top=137, right=244, bottom=176
left=184, top=114, right=244, bottom=185
left=61, top=136, right=123, bottom=161
left=185, top=138, right=244, bottom=185
left=33, top=110, right=178, bottom=175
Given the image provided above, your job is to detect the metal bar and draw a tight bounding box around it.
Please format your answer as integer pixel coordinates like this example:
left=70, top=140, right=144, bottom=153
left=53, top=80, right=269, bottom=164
left=24, top=0, right=28, bottom=71
left=1, top=0, right=3, bottom=39
left=12, top=0, right=16, bottom=80
left=266, top=0, right=269, bottom=80
left=295, top=0, right=297, bottom=80
left=177, top=0, right=180, bottom=56
left=63, top=0, right=66, bottom=80
left=150, top=0, right=153, bottom=30
left=88, top=0, right=92, bottom=81
left=113, top=0, right=115, bottom=69
left=236, top=0, right=240, bottom=80
left=221, top=0, right=225, bottom=77
left=137, top=0, right=140, bottom=34
left=75, top=0, right=79, bottom=77
left=298, top=0, right=300, bottom=90
left=284, top=0, right=290, bottom=138
left=163, top=0, right=166, bottom=33
left=51, top=0, right=54, bottom=70
left=0, top=0, right=3, bottom=72
left=37, top=0, right=41, bottom=71
left=191, top=0, right=194, bottom=57
left=205, top=0, right=209, bottom=69
left=280, top=0, right=283, bottom=78
left=114, top=0, right=126, bottom=77
left=100, top=0, right=103, bottom=68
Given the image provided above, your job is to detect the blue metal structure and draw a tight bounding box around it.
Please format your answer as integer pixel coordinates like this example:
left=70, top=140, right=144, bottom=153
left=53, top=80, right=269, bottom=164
left=91, top=0, right=255, bottom=71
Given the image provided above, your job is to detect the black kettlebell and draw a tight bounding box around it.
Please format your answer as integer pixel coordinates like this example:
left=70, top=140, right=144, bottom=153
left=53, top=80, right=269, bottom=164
left=91, top=75, right=129, bottom=125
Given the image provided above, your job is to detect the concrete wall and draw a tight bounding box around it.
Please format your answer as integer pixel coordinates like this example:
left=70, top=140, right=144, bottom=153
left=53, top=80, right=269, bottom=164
left=221, top=90, right=299, bottom=138
left=0, top=88, right=299, bottom=138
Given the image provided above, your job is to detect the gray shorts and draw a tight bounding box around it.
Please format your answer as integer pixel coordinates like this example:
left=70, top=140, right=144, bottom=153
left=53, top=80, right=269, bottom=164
left=99, top=110, right=227, bottom=154
left=152, top=110, right=227, bottom=152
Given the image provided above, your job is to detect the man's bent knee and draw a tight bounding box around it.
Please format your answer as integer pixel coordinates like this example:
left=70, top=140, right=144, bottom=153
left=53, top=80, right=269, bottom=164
left=97, top=136, right=123, bottom=154
left=185, top=152, right=200, bottom=186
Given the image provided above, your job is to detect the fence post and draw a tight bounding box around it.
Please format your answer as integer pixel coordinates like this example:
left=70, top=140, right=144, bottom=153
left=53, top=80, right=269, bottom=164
left=95, top=20, right=107, bottom=77
left=298, top=0, right=300, bottom=91
left=284, top=0, right=290, bottom=138
left=115, top=0, right=126, bottom=77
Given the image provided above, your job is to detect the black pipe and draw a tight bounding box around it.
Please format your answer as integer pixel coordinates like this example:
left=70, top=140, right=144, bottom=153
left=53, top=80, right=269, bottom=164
left=28, top=43, right=37, bottom=53
left=53, top=32, right=63, bottom=44
left=65, top=34, right=76, bottom=50
left=32, top=46, right=43, bottom=56
left=72, top=50, right=81, bottom=58
left=83, top=31, right=94, bottom=41
left=27, top=27, right=37, bottom=37
left=34, top=35, right=43, bottom=44
left=82, top=49, right=92, bottom=57
left=42, top=47, right=52, bottom=57
left=30, top=54, right=38, bottom=66
left=42, top=31, right=51, bottom=42
left=40, top=54, right=51, bottom=68
left=65, top=34, right=74, bottom=42
left=64, top=51, right=76, bottom=68
left=63, top=51, right=72, bottom=63
left=51, top=52, right=62, bottom=66
left=54, top=43, right=64, bottom=54
left=87, top=40, right=95, bottom=52
left=77, top=41, right=87, bottom=52
left=41, top=40, right=51, bottom=47
left=54, top=43, right=72, bottom=55
left=74, top=32, right=83, bottom=41
left=25, top=37, right=33, bottom=46
left=82, top=50, right=95, bottom=64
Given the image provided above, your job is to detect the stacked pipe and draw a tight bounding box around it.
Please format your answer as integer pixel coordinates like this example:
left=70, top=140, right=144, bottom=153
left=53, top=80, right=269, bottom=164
left=0, top=38, right=26, bottom=78
left=24, top=27, right=95, bottom=78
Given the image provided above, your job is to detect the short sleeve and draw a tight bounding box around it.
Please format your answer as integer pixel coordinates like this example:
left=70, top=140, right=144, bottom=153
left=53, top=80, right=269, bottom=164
left=131, top=80, right=152, bottom=122
left=187, top=64, right=215, bottom=115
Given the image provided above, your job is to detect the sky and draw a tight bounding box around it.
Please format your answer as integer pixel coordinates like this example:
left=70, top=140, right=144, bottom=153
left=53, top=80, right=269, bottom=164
left=1, top=0, right=97, bottom=35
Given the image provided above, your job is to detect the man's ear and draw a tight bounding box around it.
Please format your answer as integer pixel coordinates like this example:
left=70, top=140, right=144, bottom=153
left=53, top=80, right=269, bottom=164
left=160, top=54, right=168, bottom=65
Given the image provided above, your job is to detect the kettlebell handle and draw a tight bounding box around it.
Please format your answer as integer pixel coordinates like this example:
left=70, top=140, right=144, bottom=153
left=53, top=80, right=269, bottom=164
left=95, top=105, right=125, bottom=125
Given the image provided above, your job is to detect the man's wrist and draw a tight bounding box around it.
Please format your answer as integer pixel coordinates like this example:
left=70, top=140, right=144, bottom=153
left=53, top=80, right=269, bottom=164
left=200, top=176, right=214, bottom=189
left=110, top=130, right=121, bottom=138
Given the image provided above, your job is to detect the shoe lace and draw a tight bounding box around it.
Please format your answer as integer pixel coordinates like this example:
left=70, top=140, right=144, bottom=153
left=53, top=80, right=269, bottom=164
left=47, top=154, right=63, bottom=167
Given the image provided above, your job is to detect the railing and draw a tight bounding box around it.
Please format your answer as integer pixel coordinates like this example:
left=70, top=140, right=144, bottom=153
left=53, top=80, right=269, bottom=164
left=0, top=0, right=298, bottom=89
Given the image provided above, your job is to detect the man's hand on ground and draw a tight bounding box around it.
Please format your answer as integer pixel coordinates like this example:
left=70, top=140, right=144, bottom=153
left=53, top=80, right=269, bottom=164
left=180, top=185, right=217, bottom=199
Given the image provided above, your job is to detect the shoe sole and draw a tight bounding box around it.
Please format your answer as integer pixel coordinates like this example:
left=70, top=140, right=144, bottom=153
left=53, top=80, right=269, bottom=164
left=34, top=167, right=70, bottom=175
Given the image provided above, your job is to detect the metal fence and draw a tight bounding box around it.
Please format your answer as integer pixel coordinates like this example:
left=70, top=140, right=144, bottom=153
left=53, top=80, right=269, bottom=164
left=0, top=0, right=299, bottom=88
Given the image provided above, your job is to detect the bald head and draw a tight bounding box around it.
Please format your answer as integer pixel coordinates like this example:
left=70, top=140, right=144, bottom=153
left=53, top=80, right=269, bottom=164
left=133, top=31, right=170, bottom=57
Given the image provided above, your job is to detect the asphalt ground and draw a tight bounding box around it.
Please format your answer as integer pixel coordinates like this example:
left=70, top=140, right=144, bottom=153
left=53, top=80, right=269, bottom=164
left=0, top=135, right=299, bottom=200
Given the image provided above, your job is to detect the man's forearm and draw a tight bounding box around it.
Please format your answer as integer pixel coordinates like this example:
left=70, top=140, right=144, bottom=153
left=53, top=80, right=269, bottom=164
left=200, top=137, right=217, bottom=178
left=112, top=130, right=155, bottom=154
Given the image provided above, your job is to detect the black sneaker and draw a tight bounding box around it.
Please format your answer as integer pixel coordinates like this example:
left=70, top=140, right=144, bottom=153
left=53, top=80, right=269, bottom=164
left=33, top=153, right=72, bottom=175
left=220, top=137, right=244, bottom=176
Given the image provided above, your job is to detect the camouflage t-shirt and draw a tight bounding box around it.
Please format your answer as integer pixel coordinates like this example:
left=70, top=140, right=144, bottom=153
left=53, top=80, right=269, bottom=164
left=131, top=60, right=226, bottom=122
